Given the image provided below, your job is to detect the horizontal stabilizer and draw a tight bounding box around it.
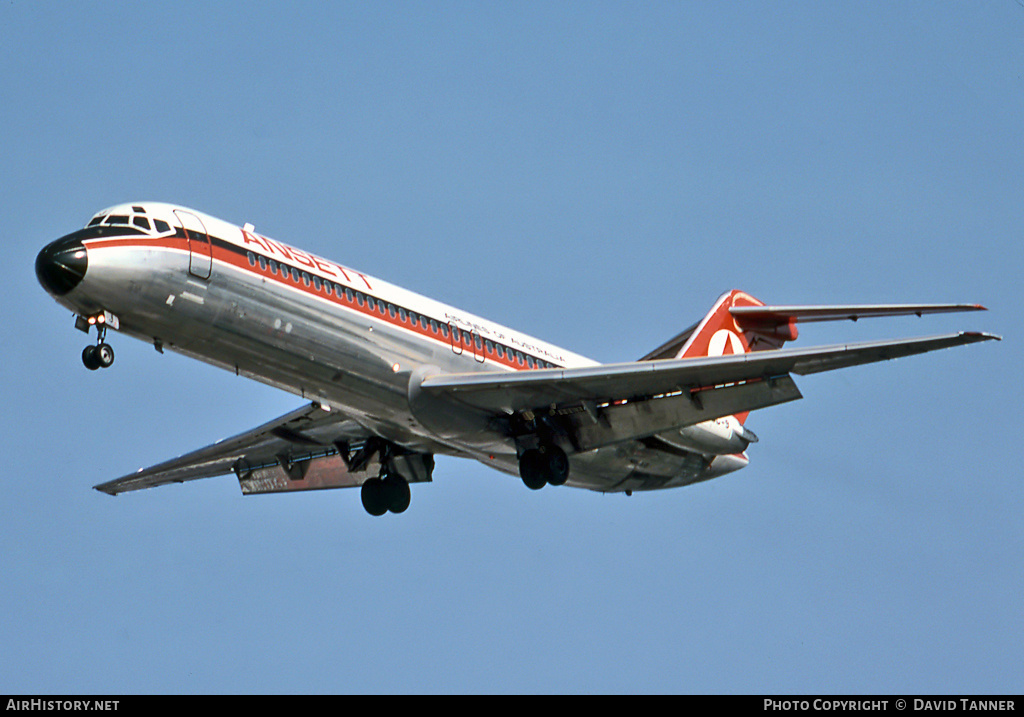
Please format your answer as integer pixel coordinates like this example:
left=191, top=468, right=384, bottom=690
left=730, top=303, right=986, bottom=326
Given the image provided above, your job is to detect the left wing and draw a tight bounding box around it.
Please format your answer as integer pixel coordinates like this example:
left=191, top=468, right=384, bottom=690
left=419, top=332, right=1000, bottom=452
left=94, top=403, right=405, bottom=495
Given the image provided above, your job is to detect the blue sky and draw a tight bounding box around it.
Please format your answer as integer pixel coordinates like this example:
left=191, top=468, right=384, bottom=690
left=3, top=1, right=1020, bottom=694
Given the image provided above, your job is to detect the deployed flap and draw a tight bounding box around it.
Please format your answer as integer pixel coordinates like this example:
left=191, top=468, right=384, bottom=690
left=420, top=332, right=999, bottom=416
left=566, top=374, right=803, bottom=453
left=94, top=402, right=374, bottom=495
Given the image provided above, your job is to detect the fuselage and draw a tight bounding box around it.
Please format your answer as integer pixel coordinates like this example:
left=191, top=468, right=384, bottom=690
left=36, top=202, right=746, bottom=492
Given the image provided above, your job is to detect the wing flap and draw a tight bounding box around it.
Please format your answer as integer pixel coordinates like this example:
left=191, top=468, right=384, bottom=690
left=567, top=374, right=802, bottom=452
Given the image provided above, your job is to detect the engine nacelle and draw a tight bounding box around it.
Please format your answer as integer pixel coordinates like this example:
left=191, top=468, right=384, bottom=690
left=668, top=416, right=758, bottom=456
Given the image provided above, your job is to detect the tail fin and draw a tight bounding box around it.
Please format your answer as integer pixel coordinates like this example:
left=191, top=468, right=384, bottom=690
left=657, top=289, right=798, bottom=426
left=641, top=290, right=987, bottom=424
left=675, top=289, right=798, bottom=360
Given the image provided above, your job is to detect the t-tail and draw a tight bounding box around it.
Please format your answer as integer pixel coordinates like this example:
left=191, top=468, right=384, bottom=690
left=675, top=289, right=798, bottom=360
left=640, top=289, right=991, bottom=471
left=644, top=289, right=796, bottom=428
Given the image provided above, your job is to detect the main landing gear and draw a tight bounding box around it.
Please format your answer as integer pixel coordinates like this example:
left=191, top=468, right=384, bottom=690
left=360, top=472, right=412, bottom=516
left=518, top=444, right=569, bottom=490
left=341, top=437, right=415, bottom=517
left=77, top=314, right=115, bottom=370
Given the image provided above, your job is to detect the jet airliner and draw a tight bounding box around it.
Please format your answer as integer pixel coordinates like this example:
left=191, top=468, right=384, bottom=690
left=36, top=203, right=999, bottom=515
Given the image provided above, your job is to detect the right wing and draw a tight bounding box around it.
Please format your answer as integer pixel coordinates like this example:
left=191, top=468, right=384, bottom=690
left=419, top=331, right=1000, bottom=453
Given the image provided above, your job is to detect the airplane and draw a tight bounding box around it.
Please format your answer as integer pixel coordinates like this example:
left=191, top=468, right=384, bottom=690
left=35, top=202, right=1000, bottom=516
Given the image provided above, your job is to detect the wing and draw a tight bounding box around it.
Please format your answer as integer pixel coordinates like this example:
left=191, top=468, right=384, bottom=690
left=420, top=332, right=1000, bottom=453
left=94, top=403, right=385, bottom=495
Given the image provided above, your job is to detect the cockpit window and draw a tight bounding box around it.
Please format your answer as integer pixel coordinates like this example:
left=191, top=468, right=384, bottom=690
left=132, top=206, right=145, bottom=213
left=153, top=219, right=170, bottom=233
left=87, top=216, right=105, bottom=227
left=133, top=216, right=151, bottom=230
left=105, top=215, right=129, bottom=225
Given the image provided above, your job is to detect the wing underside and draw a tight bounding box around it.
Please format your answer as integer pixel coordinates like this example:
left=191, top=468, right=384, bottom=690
left=94, top=403, right=392, bottom=495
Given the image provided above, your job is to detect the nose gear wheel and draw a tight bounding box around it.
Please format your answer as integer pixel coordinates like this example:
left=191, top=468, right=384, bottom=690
left=81, top=321, right=115, bottom=370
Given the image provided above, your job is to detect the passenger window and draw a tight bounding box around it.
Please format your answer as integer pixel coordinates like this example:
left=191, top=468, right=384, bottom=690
left=496, top=345, right=505, bottom=358
left=247, top=252, right=256, bottom=266
left=440, top=324, right=449, bottom=338
left=430, top=319, right=438, bottom=333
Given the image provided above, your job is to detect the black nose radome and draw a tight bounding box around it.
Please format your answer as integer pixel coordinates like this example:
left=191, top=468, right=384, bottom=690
left=36, top=233, right=88, bottom=296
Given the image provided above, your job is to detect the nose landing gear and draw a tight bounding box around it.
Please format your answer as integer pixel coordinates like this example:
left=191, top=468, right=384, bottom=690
left=82, top=342, right=115, bottom=370
left=77, top=312, right=116, bottom=370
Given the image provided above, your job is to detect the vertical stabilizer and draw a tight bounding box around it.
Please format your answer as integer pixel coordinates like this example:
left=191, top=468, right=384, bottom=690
left=676, top=289, right=798, bottom=360
left=675, top=290, right=798, bottom=425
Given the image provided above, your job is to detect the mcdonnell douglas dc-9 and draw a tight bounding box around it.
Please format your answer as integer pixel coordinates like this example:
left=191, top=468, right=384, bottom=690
left=36, top=203, right=999, bottom=515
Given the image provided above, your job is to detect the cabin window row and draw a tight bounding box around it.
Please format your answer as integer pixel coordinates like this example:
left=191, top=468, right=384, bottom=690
left=245, top=251, right=558, bottom=369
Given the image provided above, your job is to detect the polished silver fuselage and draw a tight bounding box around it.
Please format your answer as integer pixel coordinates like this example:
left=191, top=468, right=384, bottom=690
left=44, top=203, right=740, bottom=492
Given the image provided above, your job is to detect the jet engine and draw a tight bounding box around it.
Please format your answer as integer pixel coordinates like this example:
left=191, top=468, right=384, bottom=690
left=662, top=417, right=759, bottom=456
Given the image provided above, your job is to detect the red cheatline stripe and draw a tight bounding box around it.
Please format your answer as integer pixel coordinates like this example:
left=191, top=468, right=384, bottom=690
left=84, top=234, right=554, bottom=372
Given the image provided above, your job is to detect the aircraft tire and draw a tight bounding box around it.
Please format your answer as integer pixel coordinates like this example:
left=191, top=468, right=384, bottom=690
left=543, top=445, right=569, bottom=486
left=82, top=345, right=101, bottom=371
left=96, top=343, right=115, bottom=368
left=360, top=478, right=389, bottom=516
left=519, top=449, right=547, bottom=490
left=384, top=474, right=411, bottom=514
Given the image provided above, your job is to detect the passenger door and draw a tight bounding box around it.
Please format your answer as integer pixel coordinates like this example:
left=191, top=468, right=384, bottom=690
left=173, top=209, right=212, bottom=280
